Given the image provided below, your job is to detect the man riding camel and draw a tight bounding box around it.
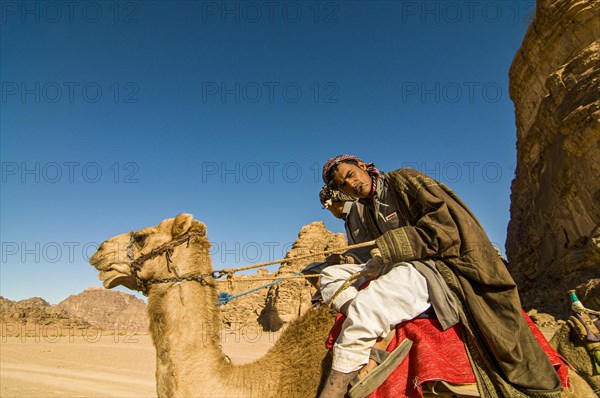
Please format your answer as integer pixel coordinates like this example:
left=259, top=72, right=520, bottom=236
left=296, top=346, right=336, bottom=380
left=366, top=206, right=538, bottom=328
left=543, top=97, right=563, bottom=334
left=317, top=154, right=563, bottom=398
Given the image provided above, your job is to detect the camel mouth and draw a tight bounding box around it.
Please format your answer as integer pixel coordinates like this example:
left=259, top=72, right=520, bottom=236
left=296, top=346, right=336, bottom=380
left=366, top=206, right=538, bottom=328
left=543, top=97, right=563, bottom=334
left=102, top=274, right=123, bottom=289
left=102, top=274, right=136, bottom=289
left=95, top=261, right=138, bottom=289
left=99, top=269, right=140, bottom=290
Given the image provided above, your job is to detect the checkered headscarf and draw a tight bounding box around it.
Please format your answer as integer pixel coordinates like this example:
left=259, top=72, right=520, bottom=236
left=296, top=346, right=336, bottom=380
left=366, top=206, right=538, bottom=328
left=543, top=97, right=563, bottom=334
left=319, top=185, right=354, bottom=207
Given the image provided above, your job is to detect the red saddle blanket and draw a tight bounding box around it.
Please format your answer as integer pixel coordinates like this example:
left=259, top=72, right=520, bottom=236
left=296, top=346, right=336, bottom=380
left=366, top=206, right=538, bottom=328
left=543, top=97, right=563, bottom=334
left=326, top=311, right=569, bottom=397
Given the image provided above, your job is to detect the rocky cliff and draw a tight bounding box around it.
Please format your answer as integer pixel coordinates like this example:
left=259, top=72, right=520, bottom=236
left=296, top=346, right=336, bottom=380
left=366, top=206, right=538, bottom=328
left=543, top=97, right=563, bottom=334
left=506, top=0, right=600, bottom=316
left=1, top=289, right=149, bottom=336
left=0, top=296, right=89, bottom=337
left=218, top=268, right=274, bottom=331
left=258, top=222, right=347, bottom=331
left=57, top=287, right=149, bottom=333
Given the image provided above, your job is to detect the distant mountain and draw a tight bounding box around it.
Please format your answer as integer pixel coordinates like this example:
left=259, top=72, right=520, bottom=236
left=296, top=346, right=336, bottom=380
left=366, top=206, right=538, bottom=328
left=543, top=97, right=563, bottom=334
left=0, top=295, right=90, bottom=336
left=0, top=288, right=149, bottom=336
left=57, top=287, right=149, bottom=332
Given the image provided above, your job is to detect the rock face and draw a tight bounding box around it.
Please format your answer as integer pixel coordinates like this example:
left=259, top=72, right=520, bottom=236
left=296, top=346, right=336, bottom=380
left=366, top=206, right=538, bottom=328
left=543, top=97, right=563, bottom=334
left=507, top=0, right=600, bottom=316
left=258, top=221, right=347, bottom=331
left=218, top=268, right=275, bottom=331
left=204, top=221, right=348, bottom=332
left=0, top=296, right=90, bottom=337
left=0, top=289, right=149, bottom=336
left=57, top=287, right=149, bottom=333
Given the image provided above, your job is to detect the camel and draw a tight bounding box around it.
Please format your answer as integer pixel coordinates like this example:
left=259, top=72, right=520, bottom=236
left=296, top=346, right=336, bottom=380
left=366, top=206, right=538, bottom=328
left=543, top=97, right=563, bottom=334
left=89, top=214, right=596, bottom=397
left=90, top=214, right=335, bottom=397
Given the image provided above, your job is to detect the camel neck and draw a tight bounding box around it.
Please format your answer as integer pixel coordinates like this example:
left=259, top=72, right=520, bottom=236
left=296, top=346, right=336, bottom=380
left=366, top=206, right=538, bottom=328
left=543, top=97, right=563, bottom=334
left=147, top=280, right=239, bottom=397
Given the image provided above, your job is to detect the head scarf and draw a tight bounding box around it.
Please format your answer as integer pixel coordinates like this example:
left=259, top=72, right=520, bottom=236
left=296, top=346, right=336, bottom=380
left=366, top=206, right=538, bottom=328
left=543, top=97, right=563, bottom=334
left=322, top=154, right=381, bottom=205
left=319, top=185, right=354, bottom=207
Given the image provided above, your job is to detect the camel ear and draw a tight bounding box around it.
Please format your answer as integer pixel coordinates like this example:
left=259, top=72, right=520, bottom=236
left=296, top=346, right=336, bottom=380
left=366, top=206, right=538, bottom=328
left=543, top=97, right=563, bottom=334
left=172, top=213, right=193, bottom=237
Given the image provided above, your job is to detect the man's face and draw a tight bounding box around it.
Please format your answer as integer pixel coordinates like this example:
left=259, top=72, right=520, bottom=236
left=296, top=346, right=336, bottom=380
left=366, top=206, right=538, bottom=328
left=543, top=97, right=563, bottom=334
left=332, top=162, right=372, bottom=198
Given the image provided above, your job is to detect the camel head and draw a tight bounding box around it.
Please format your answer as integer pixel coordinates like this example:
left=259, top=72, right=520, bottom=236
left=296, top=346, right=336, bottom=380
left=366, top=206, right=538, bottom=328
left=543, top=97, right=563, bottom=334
left=89, top=214, right=210, bottom=292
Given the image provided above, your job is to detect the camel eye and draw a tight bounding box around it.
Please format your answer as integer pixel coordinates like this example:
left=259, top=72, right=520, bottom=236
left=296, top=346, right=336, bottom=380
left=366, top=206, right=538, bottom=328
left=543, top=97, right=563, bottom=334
left=133, top=234, right=148, bottom=247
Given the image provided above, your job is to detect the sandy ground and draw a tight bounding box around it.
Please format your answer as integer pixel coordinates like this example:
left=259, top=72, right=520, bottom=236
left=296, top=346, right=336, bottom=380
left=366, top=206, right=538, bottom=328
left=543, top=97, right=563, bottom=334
left=0, top=327, right=562, bottom=397
left=0, top=331, right=279, bottom=398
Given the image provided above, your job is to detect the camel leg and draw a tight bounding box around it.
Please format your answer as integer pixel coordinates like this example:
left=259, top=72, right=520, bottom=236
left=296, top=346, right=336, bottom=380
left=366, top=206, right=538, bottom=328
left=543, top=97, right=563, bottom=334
left=318, top=370, right=359, bottom=398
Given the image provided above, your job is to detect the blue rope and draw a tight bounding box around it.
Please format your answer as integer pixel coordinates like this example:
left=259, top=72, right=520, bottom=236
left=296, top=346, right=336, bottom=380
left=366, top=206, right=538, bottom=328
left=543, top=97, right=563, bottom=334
left=216, top=272, right=302, bottom=306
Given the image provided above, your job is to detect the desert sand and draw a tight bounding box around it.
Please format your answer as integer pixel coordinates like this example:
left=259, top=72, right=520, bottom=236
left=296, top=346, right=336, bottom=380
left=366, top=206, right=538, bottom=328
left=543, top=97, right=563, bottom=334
left=0, top=331, right=279, bottom=397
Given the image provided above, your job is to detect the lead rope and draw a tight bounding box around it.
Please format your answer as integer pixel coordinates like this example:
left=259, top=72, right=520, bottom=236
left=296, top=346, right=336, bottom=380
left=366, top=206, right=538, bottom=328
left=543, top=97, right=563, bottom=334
left=213, top=240, right=376, bottom=279
left=216, top=272, right=318, bottom=306
left=212, top=241, right=377, bottom=305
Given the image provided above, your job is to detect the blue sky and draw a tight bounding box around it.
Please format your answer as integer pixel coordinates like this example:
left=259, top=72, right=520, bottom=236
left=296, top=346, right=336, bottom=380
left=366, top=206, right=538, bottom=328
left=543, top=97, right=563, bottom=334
left=1, top=1, right=535, bottom=304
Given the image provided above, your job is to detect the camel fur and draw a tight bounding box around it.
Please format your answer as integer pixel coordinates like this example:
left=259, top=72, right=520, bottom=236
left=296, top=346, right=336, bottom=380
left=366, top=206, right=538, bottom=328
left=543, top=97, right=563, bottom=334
left=550, top=320, right=600, bottom=395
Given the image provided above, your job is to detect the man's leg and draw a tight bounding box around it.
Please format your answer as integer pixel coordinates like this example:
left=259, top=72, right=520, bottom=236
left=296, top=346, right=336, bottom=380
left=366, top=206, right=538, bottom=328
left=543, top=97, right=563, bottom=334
left=332, top=262, right=430, bottom=374
left=318, top=369, right=359, bottom=398
left=319, top=263, right=430, bottom=397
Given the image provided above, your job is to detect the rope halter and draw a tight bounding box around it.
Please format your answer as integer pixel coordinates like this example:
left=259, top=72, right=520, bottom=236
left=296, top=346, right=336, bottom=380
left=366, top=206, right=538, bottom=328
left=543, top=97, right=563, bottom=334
left=125, top=229, right=214, bottom=295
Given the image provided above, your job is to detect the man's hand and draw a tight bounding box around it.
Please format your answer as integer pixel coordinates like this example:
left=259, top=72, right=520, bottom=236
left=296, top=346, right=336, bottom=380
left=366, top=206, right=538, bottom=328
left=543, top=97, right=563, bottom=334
left=363, top=254, right=384, bottom=278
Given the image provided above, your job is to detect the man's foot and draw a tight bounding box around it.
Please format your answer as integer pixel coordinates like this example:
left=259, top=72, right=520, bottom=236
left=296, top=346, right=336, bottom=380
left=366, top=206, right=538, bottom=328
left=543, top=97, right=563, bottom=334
left=355, top=329, right=397, bottom=380
left=348, top=339, right=413, bottom=398
left=318, top=369, right=359, bottom=398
